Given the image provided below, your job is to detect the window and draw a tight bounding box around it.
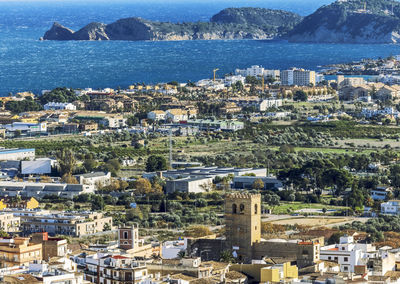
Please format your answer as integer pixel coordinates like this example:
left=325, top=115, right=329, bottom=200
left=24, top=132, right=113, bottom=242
left=328, top=256, right=331, bottom=260
left=123, top=231, right=128, bottom=239
left=344, top=266, right=348, bottom=272
left=254, top=204, right=258, bottom=214
left=240, top=204, right=245, bottom=212
left=344, top=257, right=348, bottom=262
left=232, top=204, right=237, bottom=214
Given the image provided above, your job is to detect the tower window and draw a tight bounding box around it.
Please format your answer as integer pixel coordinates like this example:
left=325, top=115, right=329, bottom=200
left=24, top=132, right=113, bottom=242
left=255, top=204, right=258, bottom=214
left=232, top=204, right=237, bottom=214
left=240, top=204, right=245, bottom=212
left=123, top=231, right=128, bottom=239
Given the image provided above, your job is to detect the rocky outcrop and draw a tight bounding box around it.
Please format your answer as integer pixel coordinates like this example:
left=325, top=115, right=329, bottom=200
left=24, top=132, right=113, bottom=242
left=42, top=22, right=75, bottom=40
left=42, top=8, right=301, bottom=41
left=286, top=0, right=400, bottom=43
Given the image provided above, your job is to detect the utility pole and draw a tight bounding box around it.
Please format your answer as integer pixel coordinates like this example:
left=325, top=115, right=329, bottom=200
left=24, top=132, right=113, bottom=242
left=169, top=128, right=173, bottom=169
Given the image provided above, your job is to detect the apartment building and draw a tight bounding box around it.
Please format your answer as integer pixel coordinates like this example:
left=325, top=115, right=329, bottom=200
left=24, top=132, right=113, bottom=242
left=10, top=210, right=112, bottom=237
left=84, top=253, right=150, bottom=284
left=0, top=237, right=42, bottom=268
left=281, top=68, right=316, bottom=86
left=31, top=232, right=68, bottom=260
left=0, top=213, right=20, bottom=233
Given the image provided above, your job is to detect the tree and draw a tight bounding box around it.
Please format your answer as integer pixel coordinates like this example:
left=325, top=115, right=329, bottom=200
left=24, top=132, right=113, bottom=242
left=184, top=225, right=212, bottom=238
left=321, top=168, right=352, bottom=196
left=294, top=90, right=308, bottom=102
left=91, top=195, right=105, bottom=211
left=146, top=155, right=168, bottom=172
left=39, top=87, right=78, bottom=104
left=177, top=250, right=186, bottom=258
left=135, top=178, right=152, bottom=194
left=220, top=250, right=235, bottom=263
left=56, top=149, right=76, bottom=176
left=61, top=174, right=78, bottom=184
left=252, top=179, right=264, bottom=191
left=103, top=223, right=111, bottom=231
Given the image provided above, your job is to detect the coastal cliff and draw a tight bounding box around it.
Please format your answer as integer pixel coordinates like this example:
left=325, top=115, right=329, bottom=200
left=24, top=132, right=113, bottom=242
left=42, top=8, right=302, bottom=41
left=286, top=0, right=400, bottom=43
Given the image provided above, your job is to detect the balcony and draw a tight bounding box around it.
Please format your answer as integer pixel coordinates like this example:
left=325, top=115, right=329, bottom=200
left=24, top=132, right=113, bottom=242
left=84, top=269, right=97, bottom=276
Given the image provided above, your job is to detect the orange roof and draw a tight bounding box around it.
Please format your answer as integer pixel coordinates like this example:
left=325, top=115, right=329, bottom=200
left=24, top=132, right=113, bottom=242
left=328, top=248, right=339, bottom=251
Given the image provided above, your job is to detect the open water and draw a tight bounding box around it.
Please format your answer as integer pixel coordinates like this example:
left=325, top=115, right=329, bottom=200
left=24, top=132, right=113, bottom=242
left=0, top=0, right=399, bottom=95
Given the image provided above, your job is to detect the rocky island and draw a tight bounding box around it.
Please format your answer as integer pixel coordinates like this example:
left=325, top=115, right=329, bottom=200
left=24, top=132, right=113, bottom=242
left=41, top=7, right=302, bottom=41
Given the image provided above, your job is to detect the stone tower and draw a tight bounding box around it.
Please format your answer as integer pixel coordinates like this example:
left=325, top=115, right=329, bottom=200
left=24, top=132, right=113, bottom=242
left=225, top=193, right=261, bottom=263
left=118, top=225, right=139, bottom=250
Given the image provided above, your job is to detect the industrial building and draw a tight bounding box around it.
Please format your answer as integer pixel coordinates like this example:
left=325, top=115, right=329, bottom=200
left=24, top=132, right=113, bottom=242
left=0, top=148, right=35, bottom=161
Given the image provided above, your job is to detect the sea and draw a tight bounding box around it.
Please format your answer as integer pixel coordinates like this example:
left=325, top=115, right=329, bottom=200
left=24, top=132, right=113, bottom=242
left=1, top=0, right=400, bottom=95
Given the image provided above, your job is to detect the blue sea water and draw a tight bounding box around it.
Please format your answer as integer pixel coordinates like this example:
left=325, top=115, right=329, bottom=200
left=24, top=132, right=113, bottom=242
left=0, top=0, right=400, bottom=95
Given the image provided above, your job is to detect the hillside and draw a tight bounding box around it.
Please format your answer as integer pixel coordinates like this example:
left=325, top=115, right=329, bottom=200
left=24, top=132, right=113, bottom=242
left=42, top=8, right=302, bottom=41
left=286, top=0, right=400, bottom=43
left=210, top=7, right=302, bottom=33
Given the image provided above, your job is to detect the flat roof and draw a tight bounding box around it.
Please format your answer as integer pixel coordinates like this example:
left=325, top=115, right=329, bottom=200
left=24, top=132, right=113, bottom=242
left=0, top=148, right=35, bottom=154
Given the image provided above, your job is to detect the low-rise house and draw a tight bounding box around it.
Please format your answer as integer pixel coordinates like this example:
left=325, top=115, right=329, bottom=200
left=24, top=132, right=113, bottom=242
left=371, top=186, right=393, bottom=201
left=147, top=110, right=166, bottom=121
left=166, top=109, right=190, bottom=122
left=381, top=200, right=400, bottom=214
left=75, top=172, right=111, bottom=189
left=63, top=123, right=79, bottom=133
left=79, top=122, right=98, bottom=132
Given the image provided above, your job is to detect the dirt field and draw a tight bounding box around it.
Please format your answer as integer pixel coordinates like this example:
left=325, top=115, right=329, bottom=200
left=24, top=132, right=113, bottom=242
left=270, top=217, right=349, bottom=227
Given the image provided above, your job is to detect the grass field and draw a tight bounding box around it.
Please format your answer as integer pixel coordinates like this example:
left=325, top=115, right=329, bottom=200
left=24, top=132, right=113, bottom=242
left=269, top=201, right=346, bottom=215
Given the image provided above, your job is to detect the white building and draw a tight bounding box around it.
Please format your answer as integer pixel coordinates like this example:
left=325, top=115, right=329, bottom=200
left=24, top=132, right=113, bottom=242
left=381, top=200, right=400, bottom=214
left=235, top=65, right=280, bottom=79
left=162, top=239, right=187, bottom=259
left=44, top=102, right=77, bottom=111
left=75, top=171, right=111, bottom=189
left=165, top=109, right=192, bottom=122
left=0, top=148, right=35, bottom=161
left=103, top=116, right=127, bottom=128
left=224, top=75, right=245, bottom=86
left=147, top=110, right=166, bottom=121
left=259, top=99, right=283, bottom=111
left=320, top=235, right=376, bottom=273
left=165, top=176, right=214, bottom=193
left=196, top=79, right=225, bottom=91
